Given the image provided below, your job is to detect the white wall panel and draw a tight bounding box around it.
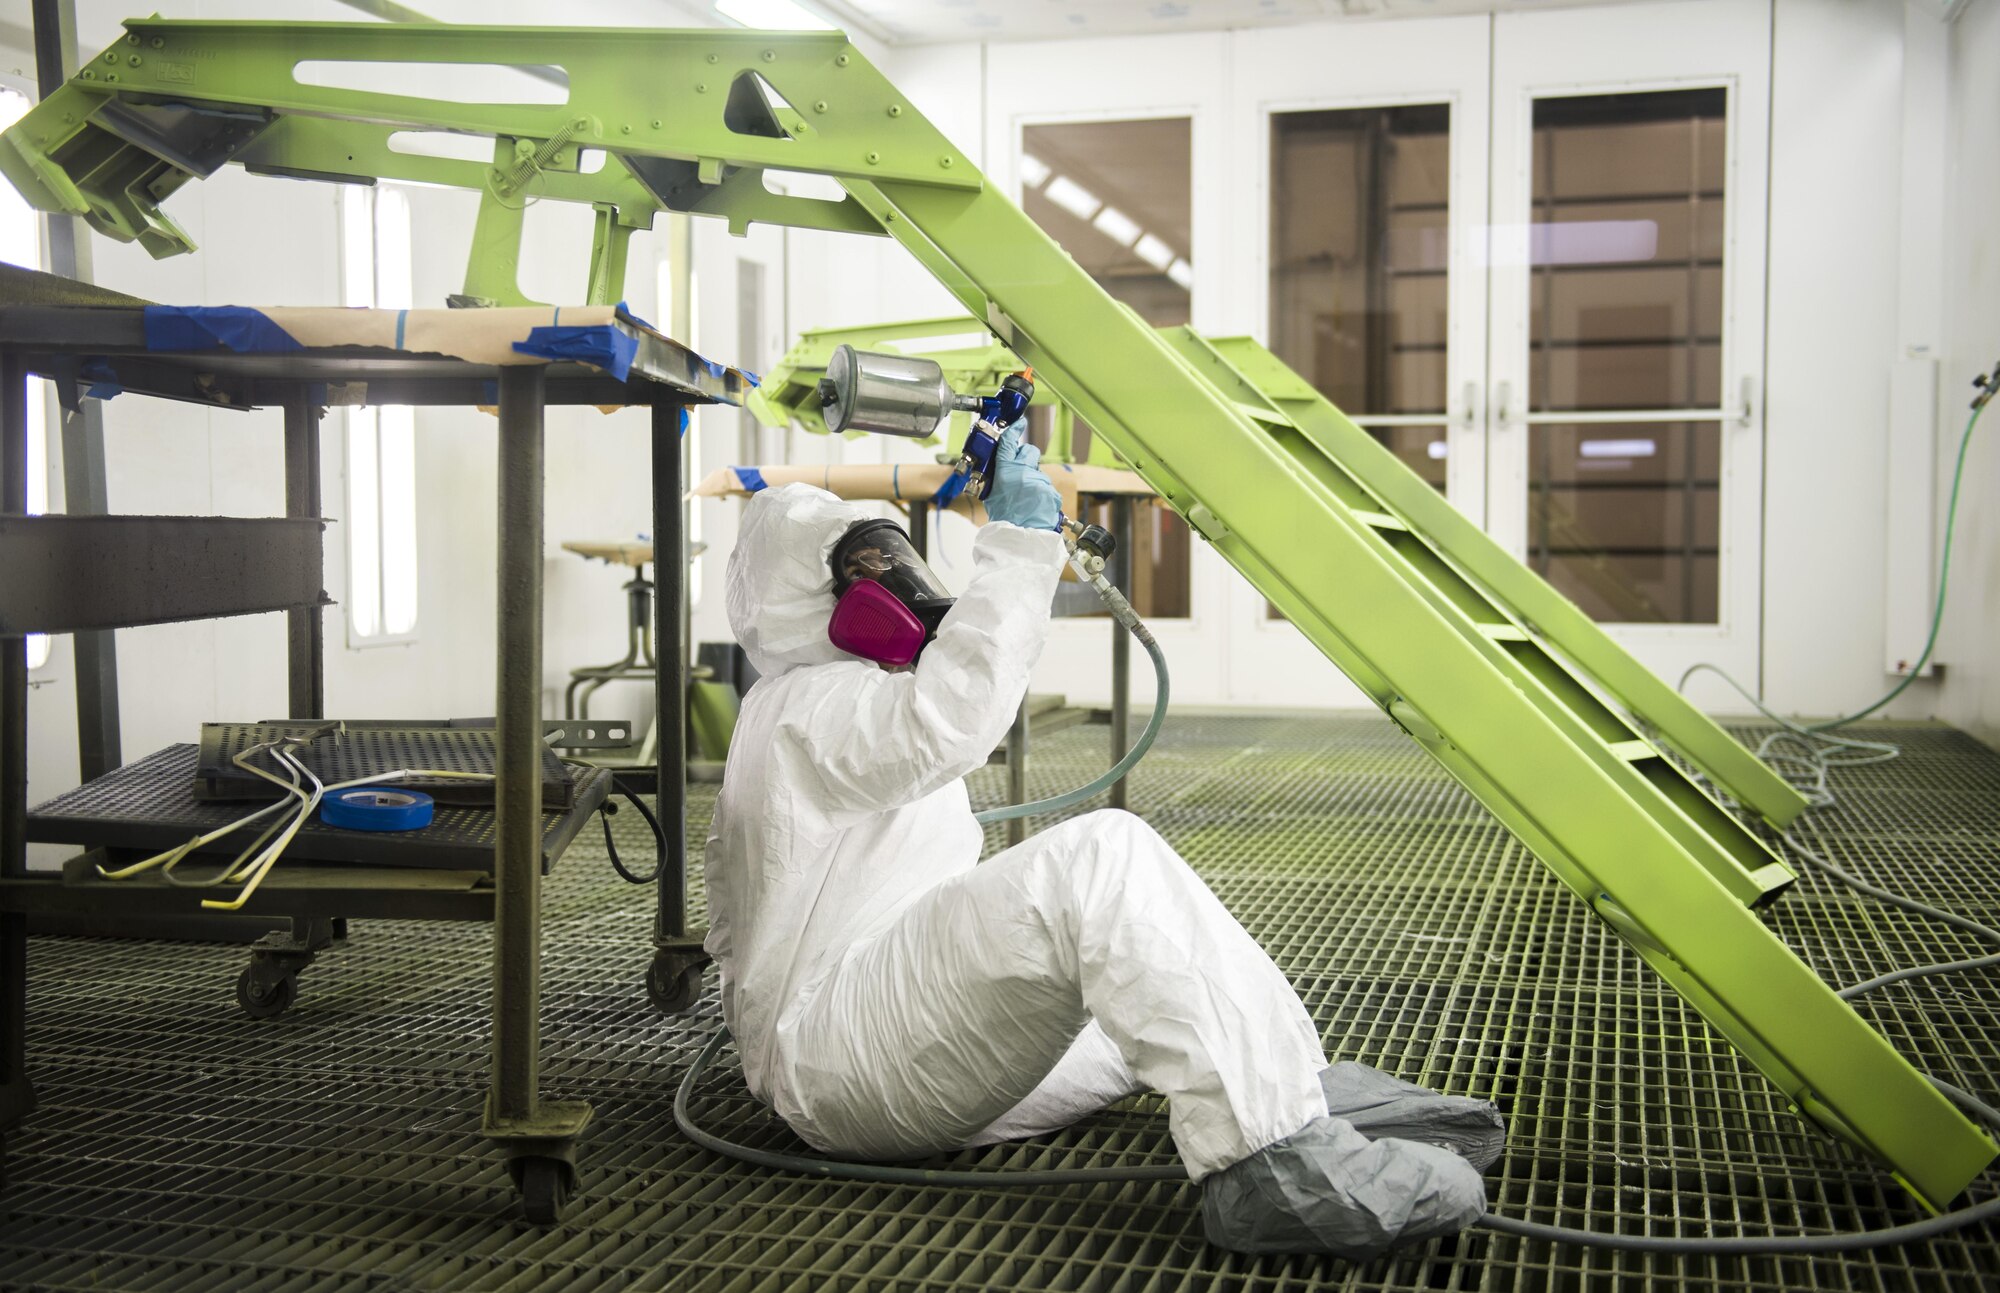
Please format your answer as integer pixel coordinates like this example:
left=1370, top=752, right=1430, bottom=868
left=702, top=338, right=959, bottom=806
left=1938, top=0, right=2000, bottom=749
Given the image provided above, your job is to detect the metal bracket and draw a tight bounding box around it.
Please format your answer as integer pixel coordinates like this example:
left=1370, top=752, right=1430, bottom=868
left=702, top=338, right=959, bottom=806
left=541, top=719, right=637, bottom=751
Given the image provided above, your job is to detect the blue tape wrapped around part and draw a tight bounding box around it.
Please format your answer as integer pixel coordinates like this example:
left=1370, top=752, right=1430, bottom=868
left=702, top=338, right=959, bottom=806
left=143, top=305, right=302, bottom=354
left=733, top=466, right=768, bottom=492
left=615, top=300, right=656, bottom=332
left=742, top=369, right=762, bottom=387
left=511, top=325, right=639, bottom=382
left=679, top=407, right=689, bottom=437
left=320, top=787, right=436, bottom=832
left=80, top=359, right=122, bottom=401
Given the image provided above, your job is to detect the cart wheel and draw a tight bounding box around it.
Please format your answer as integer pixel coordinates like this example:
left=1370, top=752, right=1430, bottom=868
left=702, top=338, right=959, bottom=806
left=236, top=966, right=297, bottom=1020
left=646, top=954, right=703, bottom=1015
left=513, top=1155, right=571, bottom=1224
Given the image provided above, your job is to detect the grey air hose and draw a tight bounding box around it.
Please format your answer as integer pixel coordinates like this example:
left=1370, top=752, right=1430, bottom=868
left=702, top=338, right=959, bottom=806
left=974, top=552, right=1169, bottom=826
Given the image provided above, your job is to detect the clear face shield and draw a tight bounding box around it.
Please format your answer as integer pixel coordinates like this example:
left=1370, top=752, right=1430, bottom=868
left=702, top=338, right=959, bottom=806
left=826, top=519, right=956, bottom=667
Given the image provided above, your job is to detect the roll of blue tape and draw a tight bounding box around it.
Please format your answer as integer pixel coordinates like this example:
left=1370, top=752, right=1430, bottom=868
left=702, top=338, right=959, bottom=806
left=320, top=786, right=436, bottom=832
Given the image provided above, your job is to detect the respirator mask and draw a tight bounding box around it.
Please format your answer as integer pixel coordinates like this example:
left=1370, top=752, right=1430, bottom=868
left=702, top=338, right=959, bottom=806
left=827, top=518, right=955, bottom=667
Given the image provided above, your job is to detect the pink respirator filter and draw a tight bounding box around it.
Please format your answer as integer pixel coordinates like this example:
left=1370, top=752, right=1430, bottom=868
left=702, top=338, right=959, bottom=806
left=827, top=580, right=928, bottom=666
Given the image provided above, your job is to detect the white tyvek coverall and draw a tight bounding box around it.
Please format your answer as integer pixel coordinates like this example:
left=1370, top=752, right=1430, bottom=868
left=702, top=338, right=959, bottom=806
left=705, top=482, right=1329, bottom=1180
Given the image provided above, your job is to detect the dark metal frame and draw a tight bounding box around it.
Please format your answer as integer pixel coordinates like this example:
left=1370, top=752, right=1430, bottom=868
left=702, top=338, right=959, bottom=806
left=0, top=301, right=737, bottom=1220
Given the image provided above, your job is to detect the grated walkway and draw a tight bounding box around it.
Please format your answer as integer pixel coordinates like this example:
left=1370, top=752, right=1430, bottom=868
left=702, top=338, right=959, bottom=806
left=2, top=713, right=1997, bottom=1290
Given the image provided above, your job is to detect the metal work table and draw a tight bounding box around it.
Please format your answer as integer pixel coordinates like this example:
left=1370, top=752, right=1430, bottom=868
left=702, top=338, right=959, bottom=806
left=0, top=294, right=743, bottom=1221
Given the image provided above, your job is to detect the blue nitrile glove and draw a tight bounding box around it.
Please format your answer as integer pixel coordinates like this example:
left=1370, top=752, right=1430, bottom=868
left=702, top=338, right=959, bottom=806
left=982, top=422, right=1062, bottom=531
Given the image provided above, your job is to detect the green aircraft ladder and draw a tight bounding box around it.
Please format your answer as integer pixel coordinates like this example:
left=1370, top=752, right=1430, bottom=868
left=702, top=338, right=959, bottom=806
left=2, top=18, right=1989, bottom=1210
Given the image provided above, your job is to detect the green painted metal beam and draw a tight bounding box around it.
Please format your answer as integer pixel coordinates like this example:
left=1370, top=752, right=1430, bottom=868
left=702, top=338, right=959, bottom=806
left=1, top=17, right=1983, bottom=1210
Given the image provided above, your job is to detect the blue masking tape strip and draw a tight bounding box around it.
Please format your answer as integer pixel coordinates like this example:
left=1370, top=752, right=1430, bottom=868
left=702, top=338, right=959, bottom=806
left=932, top=470, right=970, bottom=509
left=733, top=467, right=768, bottom=492
left=891, top=464, right=900, bottom=500
left=679, top=407, right=690, bottom=436
left=511, top=325, right=639, bottom=381
left=143, top=305, right=302, bottom=354
left=742, top=369, right=762, bottom=387
left=320, top=786, right=435, bottom=833
left=394, top=310, right=408, bottom=350
left=80, top=359, right=121, bottom=401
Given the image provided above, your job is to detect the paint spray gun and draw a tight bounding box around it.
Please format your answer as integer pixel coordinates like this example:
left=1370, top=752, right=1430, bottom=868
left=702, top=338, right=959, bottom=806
left=817, top=345, right=1036, bottom=507
left=816, top=345, right=1142, bottom=632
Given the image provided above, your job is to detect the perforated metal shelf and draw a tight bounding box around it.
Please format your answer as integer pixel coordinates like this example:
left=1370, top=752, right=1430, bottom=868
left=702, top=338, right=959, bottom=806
left=194, top=722, right=575, bottom=808
left=3, top=713, right=1996, bottom=1291
left=26, top=744, right=609, bottom=875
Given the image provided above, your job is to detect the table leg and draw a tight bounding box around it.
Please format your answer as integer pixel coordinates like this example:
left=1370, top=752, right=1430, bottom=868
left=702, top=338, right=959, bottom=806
left=282, top=392, right=324, bottom=721
left=1109, top=496, right=1134, bottom=811
left=1, top=351, right=36, bottom=1147
left=646, top=396, right=706, bottom=1015
left=484, top=364, right=588, bottom=1223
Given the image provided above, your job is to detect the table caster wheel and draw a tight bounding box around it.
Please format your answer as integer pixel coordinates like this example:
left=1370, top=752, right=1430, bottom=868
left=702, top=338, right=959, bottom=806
left=646, top=953, right=703, bottom=1015
left=512, top=1155, right=572, bottom=1224
left=236, top=966, right=297, bottom=1020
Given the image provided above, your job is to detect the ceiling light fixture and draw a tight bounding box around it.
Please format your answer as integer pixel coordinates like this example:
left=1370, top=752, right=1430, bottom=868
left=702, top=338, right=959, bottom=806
left=1133, top=233, right=1175, bottom=271
left=1092, top=205, right=1142, bottom=247
left=1044, top=175, right=1101, bottom=221
left=1019, top=154, right=1052, bottom=189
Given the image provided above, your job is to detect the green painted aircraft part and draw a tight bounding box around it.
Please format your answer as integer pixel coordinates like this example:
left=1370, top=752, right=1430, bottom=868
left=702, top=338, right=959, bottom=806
left=2, top=16, right=1982, bottom=1210
left=752, top=316, right=1114, bottom=465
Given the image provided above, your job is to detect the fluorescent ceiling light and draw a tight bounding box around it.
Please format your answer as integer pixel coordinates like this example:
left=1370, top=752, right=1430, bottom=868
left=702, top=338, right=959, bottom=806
left=1426, top=440, right=1449, bottom=459
left=1579, top=438, right=1658, bottom=459
left=715, top=0, right=835, bottom=31
left=1092, top=205, right=1142, bottom=247
left=1019, top=153, right=1052, bottom=189
left=1133, top=233, right=1174, bottom=270
left=1166, top=258, right=1194, bottom=290
left=1044, top=175, right=1101, bottom=221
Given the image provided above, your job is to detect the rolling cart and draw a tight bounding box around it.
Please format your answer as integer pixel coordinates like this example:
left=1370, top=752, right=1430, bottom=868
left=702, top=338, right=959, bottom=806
left=0, top=278, right=746, bottom=1219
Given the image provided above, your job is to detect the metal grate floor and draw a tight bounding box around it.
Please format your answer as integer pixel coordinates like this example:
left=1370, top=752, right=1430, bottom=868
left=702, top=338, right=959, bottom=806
left=3, top=713, right=1998, bottom=1290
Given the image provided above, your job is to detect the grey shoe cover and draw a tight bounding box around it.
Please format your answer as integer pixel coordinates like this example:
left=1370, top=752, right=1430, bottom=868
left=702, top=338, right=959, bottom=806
left=1320, top=1062, right=1506, bottom=1172
left=1200, top=1115, right=1487, bottom=1259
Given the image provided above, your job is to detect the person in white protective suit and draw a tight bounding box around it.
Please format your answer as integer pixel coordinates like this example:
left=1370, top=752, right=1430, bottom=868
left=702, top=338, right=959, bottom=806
left=704, top=427, right=1504, bottom=1259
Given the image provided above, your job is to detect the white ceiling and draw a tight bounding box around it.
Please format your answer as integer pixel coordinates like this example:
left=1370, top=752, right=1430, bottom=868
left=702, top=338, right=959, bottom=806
left=815, top=0, right=1627, bottom=47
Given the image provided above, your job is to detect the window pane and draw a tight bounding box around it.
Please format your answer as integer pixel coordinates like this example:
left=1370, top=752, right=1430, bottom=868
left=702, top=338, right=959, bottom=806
left=1527, top=89, right=1726, bottom=625
left=1528, top=422, right=1719, bottom=624
left=1270, top=104, right=1451, bottom=424
left=1022, top=118, right=1191, bottom=328
left=379, top=406, right=418, bottom=636
left=1020, top=119, right=1193, bottom=619
left=1529, top=89, right=1727, bottom=414
left=347, top=409, right=382, bottom=639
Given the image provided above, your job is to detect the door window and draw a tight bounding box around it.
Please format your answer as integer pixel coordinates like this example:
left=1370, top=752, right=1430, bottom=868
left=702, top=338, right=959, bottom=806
left=1270, top=103, right=1453, bottom=487
left=1525, top=89, right=1727, bottom=624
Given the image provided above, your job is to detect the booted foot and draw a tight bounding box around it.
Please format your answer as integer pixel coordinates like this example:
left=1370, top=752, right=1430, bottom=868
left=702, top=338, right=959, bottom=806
left=1200, top=1115, right=1487, bottom=1259
left=1320, top=1062, right=1505, bottom=1172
